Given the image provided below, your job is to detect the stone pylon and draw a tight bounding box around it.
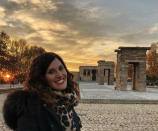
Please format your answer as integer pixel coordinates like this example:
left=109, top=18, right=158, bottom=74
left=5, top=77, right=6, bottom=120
left=115, top=47, right=150, bottom=91
left=97, top=60, right=114, bottom=85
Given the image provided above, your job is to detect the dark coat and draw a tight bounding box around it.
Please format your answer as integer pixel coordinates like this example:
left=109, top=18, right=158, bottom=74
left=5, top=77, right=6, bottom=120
left=3, top=90, right=82, bottom=131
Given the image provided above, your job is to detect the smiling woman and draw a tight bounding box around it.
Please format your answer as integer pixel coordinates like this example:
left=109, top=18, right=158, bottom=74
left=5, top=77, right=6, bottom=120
left=45, top=58, right=68, bottom=90
left=3, top=52, right=82, bottom=131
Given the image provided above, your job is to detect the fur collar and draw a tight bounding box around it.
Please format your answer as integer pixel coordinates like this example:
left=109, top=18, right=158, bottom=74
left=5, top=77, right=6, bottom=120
left=3, top=90, right=41, bottom=130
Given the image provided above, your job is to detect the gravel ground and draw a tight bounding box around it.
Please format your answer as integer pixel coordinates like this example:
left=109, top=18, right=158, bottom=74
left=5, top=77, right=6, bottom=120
left=75, top=103, right=158, bottom=131
left=0, top=93, right=12, bottom=131
left=1, top=93, right=158, bottom=131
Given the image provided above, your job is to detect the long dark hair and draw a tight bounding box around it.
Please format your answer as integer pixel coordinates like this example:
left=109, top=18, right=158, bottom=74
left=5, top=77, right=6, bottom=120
left=24, top=52, right=80, bottom=103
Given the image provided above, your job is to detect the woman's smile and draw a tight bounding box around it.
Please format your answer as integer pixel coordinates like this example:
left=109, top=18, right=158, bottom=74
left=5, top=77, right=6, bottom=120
left=54, top=76, right=66, bottom=85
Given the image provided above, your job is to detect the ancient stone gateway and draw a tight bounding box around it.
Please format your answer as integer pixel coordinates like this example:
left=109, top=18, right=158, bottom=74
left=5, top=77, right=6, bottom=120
left=115, top=47, right=150, bottom=91
left=79, top=61, right=114, bottom=85
left=97, top=60, right=114, bottom=85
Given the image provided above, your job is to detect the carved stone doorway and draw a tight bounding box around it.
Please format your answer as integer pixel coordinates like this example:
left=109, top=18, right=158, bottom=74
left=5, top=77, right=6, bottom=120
left=104, top=69, right=111, bottom=85
left=92, top=69, right=96, bottom=81
left=128, top=62, right=139, bottom=90
left=97, top=60, right=114, bottom=85
left=115, top=47, right=150, bottom=91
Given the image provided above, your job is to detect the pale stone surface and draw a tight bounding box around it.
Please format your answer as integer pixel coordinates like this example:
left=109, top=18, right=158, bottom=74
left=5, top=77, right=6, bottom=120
left=79, top=82, right=158, bottom=100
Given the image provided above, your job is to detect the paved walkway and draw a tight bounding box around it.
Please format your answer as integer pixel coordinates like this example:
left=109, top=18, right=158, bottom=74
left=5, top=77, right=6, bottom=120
left=79, top=82, right=158, bottom=103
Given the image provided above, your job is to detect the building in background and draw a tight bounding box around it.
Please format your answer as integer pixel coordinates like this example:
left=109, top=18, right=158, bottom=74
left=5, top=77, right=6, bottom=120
left=71, top=60, right=115, bottom=85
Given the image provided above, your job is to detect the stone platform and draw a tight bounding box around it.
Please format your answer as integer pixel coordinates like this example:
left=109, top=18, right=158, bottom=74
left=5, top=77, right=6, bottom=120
left=79, top=82, right=158, bottom=104
left=1, top=82, right=158, bottom=104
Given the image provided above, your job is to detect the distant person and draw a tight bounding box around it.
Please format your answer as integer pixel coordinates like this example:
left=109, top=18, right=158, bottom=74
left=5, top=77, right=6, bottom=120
left=3, top=52, right=82, bottom=131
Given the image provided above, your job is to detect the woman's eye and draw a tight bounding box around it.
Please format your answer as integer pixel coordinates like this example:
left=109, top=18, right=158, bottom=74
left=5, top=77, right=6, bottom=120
left=48, top=69, right=55, bottom=74
left=59, top=65, right=64, bottom=71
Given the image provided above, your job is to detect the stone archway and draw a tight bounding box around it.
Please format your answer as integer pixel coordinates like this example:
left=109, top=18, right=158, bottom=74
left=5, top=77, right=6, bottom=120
left=97, top=60, right=114, bottom=85
left=115, top=47, right=150, bottom=91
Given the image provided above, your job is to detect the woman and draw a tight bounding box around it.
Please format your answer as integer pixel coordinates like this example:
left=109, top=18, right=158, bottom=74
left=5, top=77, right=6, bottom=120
left=3, top=52, right=82, bottom=131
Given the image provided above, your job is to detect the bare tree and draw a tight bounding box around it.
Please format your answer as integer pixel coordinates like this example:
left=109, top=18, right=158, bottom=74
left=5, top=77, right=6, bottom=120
left=147, top=43, right=158, bottom=78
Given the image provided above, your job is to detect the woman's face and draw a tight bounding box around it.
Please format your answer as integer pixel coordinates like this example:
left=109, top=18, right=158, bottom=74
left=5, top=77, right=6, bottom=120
left=45, top=58, right=67, bottom=90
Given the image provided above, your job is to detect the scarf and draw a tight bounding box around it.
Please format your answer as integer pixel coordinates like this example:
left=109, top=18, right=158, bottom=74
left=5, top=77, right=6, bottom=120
left=53, top=90, right=80, bottom=131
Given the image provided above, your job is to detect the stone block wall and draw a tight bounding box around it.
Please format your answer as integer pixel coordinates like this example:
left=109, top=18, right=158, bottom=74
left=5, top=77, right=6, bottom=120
left=79, top=66, right=98, bottom=81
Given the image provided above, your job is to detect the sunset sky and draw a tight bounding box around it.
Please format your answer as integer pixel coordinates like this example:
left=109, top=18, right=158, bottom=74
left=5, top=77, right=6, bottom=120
left=0, top=0, right=158, bottom=71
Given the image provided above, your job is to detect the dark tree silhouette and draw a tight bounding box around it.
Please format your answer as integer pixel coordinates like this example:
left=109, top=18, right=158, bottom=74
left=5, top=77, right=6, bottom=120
left=0, top=31, right=46, bottom=83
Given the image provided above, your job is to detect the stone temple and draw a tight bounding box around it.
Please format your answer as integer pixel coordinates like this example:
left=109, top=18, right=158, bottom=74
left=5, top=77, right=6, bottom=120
left=79, top=60, right=114, bottom=85
left=115, top=47, right=150, bottom=91
left=71, top=46, right=150, bottom=92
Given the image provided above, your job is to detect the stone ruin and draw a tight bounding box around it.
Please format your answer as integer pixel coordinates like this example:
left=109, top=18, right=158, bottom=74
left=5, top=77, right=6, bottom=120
left=97, top=60, right=114, bottom=85
left=73, top=46, right=150, bottom=91
left=79, top=66, right=98, bottom=81
left=115, top=47, right=150, bottom=91
left=79, top=61, right=114, bottom=85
